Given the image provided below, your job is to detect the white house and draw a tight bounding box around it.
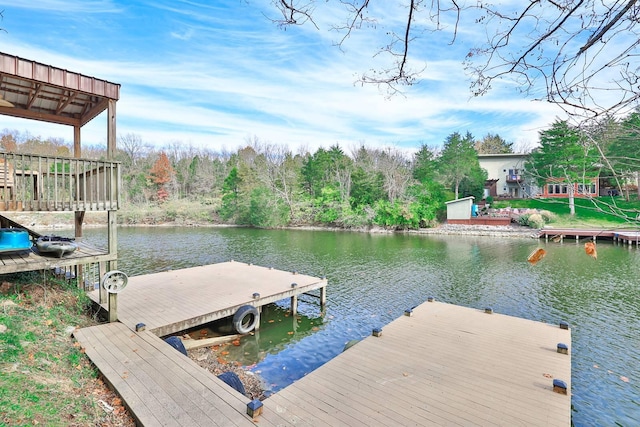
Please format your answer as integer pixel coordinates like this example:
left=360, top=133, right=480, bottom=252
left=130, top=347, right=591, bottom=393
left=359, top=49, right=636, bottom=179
left=477, top=153, right=537, bottom=199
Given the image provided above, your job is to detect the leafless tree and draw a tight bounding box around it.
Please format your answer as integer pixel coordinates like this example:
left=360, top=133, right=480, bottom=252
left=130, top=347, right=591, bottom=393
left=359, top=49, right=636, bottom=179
left=118, top=133, right=148, bottom=167
left=268, top=1, right=640, bottom=117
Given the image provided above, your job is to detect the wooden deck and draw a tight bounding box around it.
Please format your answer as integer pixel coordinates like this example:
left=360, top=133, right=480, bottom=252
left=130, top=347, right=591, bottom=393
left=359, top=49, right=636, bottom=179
left=0, top=240, right=112, bottom=275
left=76, top=263, right=570, bottom=426
left=263, top=301, right=571, bottom=426
left=73, top=322, right=262, bottom=427
left=88, top=261, right=327, bottom=336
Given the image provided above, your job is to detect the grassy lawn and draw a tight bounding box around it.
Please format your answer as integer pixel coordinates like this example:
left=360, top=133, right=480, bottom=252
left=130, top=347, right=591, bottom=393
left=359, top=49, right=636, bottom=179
left=492, top=196, right=640, bottom=228
left=0, top=272, right=134, bottom=426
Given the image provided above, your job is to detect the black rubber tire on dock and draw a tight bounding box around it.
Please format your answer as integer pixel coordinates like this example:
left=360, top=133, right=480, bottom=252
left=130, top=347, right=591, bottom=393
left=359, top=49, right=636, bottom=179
left=232, top=305, right=259, bottom=334
left=217, top=371, right=247, bottom=396
left=164, top=336, right=188, bottom=356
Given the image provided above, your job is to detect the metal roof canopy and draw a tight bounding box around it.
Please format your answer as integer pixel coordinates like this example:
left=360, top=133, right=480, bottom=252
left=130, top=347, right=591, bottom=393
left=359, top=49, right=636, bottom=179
left=0, top=51, right=120, bottom=157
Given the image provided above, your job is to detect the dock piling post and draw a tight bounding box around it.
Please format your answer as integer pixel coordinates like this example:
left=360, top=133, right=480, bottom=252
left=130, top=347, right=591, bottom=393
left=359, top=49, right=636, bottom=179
left=552, top=379, right=568, bottom=395
left=246, top=399, right=263, bottom=418
left=108, top=293, right=118, bottom=322
left=291, top=294, right=298, bottom=316
left=320, top=282, right=327, bottom=310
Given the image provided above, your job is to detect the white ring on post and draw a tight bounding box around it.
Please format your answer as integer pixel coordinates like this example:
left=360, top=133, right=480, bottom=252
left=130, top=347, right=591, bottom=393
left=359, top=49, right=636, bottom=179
left=102, top=270, right=128, bottom=294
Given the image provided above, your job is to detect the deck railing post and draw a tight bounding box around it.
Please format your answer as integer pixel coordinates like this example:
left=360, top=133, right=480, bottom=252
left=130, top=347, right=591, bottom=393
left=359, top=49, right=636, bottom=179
left=108, top=293, right=118, bottom=322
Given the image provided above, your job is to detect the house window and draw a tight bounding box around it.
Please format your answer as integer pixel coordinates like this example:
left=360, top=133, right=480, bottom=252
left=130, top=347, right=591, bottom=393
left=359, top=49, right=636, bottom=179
left=548, top=184, right=569, bottom=194
left=577, top=183, right=596, bottom=194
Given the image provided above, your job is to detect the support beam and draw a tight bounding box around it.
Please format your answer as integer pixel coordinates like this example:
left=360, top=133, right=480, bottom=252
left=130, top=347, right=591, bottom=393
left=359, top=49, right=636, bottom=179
left=107, top=99, right=117, bottom=159
left=320, top=286, right=327, bottom=311
left=73, top=125, right=81, bottom=157
left=291, top=295, right=298, bottom=316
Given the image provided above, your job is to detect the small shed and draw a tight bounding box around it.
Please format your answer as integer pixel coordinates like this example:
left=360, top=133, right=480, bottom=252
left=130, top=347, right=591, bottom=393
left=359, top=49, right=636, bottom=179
left=445, top=196, right=475, bottom=221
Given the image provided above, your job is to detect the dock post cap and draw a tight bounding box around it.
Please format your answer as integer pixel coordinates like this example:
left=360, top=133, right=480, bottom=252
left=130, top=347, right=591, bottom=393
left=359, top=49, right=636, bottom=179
left=372, top=327, right=382, bottom=337
left=135, top=323, right=146, bottom=332
left=552, top=379, right=568, bottom=395
left=292, top=270, right=298, bottom=275
left=557, top=343, right=569, bottom=354
left=427, top=296, right=435, bottom=302
left=246, top=399, right=264, bottom=417
left=559, top=321, right=570, bottom=330
left=404, top=308, right=413, bottom=316
left=291, top=282, right=298, bottom=288
left=252, top=292, right=260, bottom=299
left=321, top=275, right=327, bottom=280
left=484, top=307, right=493, bottom=314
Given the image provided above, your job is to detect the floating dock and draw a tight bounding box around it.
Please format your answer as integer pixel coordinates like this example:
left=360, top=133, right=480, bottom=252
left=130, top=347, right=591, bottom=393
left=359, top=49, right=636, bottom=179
left=262, top=300, right=571, bottom=426
left=87, top=260, right=327, bottom=336
left=75, top=263, right=571, bottom=426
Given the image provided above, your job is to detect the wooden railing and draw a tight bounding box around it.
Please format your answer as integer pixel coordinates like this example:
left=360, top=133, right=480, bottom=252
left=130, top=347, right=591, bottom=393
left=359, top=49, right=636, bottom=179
left=0, top=153, right=120, bottom=211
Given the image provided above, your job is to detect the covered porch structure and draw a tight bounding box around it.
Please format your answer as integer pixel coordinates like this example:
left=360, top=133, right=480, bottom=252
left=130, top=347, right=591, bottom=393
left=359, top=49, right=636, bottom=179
left=0, top=51, right=121, bottom=285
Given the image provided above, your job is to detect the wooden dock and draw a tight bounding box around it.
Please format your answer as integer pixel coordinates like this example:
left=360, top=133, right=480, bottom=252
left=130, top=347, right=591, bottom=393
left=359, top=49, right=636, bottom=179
left=262, top=301, right=572, bottom=426
left=76, top=263, right=571, bottom=426
left=614, top=231, right=640, bottom=246
left=74, top=322, right=261, bottom=426
left=539, top=227, right=640, bottom=246
left=87, top=260, right=327, bottom=336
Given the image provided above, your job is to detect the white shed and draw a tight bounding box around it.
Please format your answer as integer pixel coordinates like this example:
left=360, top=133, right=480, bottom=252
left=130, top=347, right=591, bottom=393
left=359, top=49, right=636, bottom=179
left=445, top=196, right=475, bottom=221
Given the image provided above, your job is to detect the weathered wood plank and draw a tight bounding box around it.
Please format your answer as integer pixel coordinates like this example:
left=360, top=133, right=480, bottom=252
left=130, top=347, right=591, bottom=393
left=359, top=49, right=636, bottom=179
left=88, top=261, right=327, bottom=336
left=75, top=322, right=283, bottom=427
left=262, top=301, right=571, bottom=426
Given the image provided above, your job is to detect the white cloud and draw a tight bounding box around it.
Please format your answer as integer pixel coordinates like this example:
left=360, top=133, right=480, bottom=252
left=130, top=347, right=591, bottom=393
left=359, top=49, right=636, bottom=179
left=0, top=1, right=575, bottom=157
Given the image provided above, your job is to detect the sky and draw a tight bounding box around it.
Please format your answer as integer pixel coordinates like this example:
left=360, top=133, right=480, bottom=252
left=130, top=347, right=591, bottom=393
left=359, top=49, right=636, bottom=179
left=0, top=0, right=570, bottom=155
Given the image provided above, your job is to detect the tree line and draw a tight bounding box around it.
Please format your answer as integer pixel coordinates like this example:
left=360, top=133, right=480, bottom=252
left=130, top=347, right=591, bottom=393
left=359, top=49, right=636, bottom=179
left=1, top=109, right=638, bottom=228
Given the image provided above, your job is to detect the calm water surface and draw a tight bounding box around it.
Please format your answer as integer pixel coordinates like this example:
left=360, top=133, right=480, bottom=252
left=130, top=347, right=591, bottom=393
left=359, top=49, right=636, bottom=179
left=82, top=227, right=640, bottom=426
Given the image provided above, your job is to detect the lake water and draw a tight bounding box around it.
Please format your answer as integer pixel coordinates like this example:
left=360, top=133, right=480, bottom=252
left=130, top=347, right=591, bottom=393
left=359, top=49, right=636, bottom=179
left=82, top=226, right=640, bottom=426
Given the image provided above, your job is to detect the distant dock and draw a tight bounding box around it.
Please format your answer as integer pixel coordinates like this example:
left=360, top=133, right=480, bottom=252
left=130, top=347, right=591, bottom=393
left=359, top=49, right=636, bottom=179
left=76, top=263, right=571, bottom=426
left=539, top=227, right=640, bottom=246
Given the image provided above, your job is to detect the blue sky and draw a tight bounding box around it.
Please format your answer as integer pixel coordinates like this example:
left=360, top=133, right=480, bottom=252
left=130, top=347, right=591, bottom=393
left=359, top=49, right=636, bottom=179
left=0, top=0, right=569, bottom=154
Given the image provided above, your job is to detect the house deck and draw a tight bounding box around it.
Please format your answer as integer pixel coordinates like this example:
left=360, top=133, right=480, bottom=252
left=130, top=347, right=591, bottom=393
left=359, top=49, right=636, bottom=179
left=0, top=239, right=111, bottom=275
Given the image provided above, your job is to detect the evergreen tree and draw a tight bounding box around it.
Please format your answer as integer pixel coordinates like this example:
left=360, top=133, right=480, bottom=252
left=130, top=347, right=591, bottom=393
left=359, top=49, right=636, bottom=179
left=437, top=131, right=485, bottom=199
left=528, top=120, right=600, bottom=215
left=607, top=110, right=640, bottom=200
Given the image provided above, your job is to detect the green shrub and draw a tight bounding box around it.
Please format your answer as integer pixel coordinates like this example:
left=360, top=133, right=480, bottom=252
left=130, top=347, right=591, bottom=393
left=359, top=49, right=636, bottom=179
left=527, top=213, right=546, bottom=228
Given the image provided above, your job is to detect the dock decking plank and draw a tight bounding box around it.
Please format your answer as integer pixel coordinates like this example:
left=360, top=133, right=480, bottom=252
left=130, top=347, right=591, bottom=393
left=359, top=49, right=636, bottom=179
left=88, top=261, right=327, bottom=336
left=262, top=300, right=571, bottom=426
left=74, top=323, right=261, bottom=427
left=103, top=327, right=232, bottom=427
left=77, top=262, right=569, bottom=426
